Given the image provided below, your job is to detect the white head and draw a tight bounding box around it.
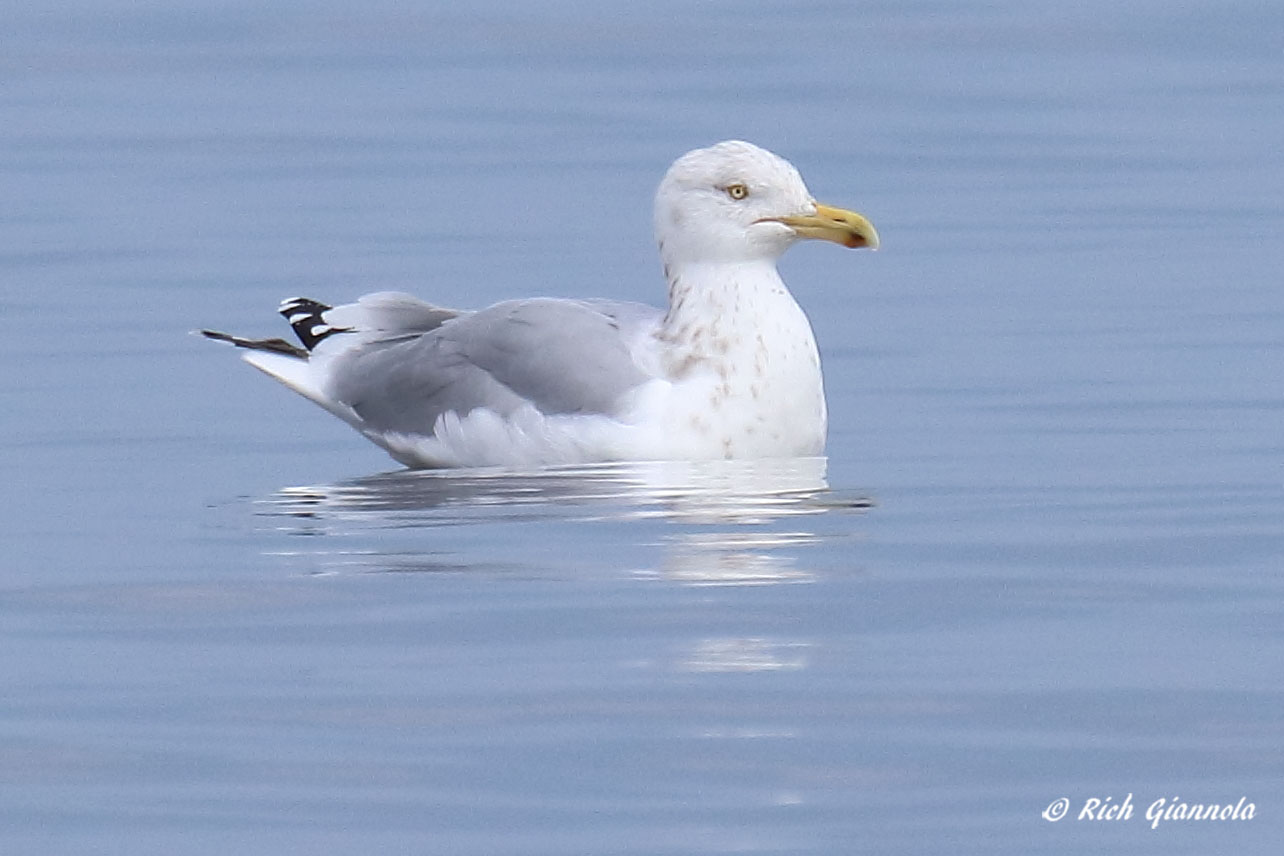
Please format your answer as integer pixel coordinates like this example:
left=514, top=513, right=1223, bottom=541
left=653, top=140, right=878, bottom=270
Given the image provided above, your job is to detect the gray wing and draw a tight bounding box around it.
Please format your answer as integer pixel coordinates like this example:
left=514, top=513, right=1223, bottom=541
left=327, top=298, right=661, bottom=435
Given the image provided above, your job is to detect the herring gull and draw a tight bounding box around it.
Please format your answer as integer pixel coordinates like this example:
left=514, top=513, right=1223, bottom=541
left=202, top=141, right=879, bottom=468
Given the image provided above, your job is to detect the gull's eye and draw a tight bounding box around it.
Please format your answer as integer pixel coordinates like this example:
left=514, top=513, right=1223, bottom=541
left=725, top=183, right=749, bottom=200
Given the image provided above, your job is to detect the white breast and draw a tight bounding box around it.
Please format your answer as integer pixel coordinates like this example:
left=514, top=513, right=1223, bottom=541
left=621, top=260, right=828, bottom=461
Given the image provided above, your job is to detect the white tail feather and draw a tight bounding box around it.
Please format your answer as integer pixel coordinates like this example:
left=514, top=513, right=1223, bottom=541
left=241, top=351, right=365, bottom=432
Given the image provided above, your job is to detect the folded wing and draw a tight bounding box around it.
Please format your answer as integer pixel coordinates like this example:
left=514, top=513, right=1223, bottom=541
left=322, top=297, right=660, bottom=437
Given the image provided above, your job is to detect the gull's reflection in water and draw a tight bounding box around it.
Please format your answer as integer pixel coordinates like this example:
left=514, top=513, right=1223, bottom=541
left=258, top=459, right=870, bottom=724
left=681, top=637, right=812, bottom=673
left=257, top=456, right=870, bottom=586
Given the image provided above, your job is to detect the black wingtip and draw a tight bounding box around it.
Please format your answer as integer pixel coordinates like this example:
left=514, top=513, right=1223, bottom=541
left=199, top=328, right=308, bottom=358
left=199, top=329, right=236, bottom=344
left=278, top=297, right=350, bottom=350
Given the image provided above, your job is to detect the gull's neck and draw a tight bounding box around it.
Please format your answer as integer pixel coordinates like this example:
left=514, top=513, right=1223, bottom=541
left=660, top=258, right=789, bottom=337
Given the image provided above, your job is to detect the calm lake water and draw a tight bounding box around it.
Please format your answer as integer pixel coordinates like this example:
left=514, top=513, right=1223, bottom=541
left=3, top=1, right=1282, bottom=853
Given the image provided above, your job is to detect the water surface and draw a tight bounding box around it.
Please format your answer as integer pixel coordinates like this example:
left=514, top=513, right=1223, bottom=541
left=2, top=1, right=1282, bottom=853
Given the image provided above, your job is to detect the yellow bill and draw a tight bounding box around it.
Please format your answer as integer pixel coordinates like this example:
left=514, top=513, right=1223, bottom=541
left=765, top=203, right=880, bottom=250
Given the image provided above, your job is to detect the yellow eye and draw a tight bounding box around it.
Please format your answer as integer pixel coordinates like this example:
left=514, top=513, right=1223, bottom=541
left=725, top=183, right=749, bottom=200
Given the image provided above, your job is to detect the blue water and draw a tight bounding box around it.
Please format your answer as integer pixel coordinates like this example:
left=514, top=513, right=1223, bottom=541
left=2, top=1, right=1282, bottom=853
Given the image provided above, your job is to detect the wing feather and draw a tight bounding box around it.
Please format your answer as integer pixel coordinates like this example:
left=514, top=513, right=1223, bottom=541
left=324, top=298, right=660, bottom=436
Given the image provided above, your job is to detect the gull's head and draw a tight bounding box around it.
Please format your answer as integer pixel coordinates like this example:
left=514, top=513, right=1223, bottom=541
left=654, top=140, right=879, bottom=269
